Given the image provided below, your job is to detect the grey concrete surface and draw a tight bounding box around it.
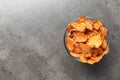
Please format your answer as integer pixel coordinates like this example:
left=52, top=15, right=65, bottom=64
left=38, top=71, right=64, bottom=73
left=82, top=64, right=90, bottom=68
left=0, top=0, right=120, bottom=80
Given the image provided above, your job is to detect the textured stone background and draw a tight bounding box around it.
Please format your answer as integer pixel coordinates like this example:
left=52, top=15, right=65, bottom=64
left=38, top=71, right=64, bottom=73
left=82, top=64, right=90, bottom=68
left=0, top=0, right=120, bottom=80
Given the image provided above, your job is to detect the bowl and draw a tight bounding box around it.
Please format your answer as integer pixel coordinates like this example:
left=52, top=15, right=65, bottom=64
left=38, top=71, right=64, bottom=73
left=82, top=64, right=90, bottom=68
left=64, top=17, right=110, bottom=63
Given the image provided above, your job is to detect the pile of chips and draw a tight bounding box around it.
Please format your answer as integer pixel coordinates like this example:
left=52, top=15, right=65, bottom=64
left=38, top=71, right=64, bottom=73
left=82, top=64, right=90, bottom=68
left=66, top=16, right=109, bottom=64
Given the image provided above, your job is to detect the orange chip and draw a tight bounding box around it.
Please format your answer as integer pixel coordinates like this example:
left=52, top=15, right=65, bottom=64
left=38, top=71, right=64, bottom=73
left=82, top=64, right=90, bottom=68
left=103, top=46, right=109, bottom=54
left=88, top=55, right=103, bottom=64
left=78, top=22, right=86, bottom=32
left=91, top=55, right=103, bottom=63
left=67, top=24, right=73, bottom=32
left=86, top=34, right=102, bottom=48
left=97, top=20, right=103, bottom=26
left=86, top=20, right=93, bottom=30
left=67, top=32, right=71, bottom=36
left=79, top=43, right=91, bottom=55
left=86, top=30, right=98, bottom=38
left=68, top=22, right=78, bottom=30
left=87, top=58, right=95, bottom=64
left=93, top=20, right=102, bottom=30
left=100, top=27, right=108, bottom=37
left=73, top=32, right=87, bottom=42
left=66, top=37, right=74, bottom=51
left=102, top=39, right=107, bottom=49
left=80, top=54, right=88, bottom=63
left=85, top=53, right=91, bottom=57
left=73, top=45, right=82, bottom=54
left=92, top=48, right=98, bottom=57
left=96, top=56, right=103, bottom=62
left=70, top=22, right=86, bottom=32
left=98, top=48, right=103, bottom=55
left=70, top=52, right=81, bottom=57
left=74, top=42, right=79, bottom=46
left=76, top=16, right=86, bottom=24
left=68, top=29, right=77, bottom=38
left=91, top=48, right=103, bottom=57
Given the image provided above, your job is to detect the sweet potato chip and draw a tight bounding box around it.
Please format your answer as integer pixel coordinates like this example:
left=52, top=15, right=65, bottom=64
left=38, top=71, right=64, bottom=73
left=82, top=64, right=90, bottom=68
left=88, top=56, right=102, bottom=64
left=85, top=53, right=91, bottom=57
left=70, top=22, right=86, bottom=32
left=79, top=43, right=92, bottom=58
left=98, top=48, right=103, bottom=55
left=91, top=55, right=103, bottom=63
left=86, top=20, right=93, bottom=30
left=73, top=46, right=82, bottom=54
left=70, top=52, right=81, bottom=57
left=67, top=32, right=71, bottom=36
left=92, top=48, right=98, bottom=57
left=102, top=39, right=107, bottom=49
left=80, top=54, right=88, bottom=63
left=66, top=37, right=74, bottom=51
left=79, top=43, right=91, bottom=55
left=67, top=29, right=77, bottom=38
left=100, top=27, right=108, bottom=37
left=93, top=20, right=102, bottom=30
left=103, top=46, right=109, bottom=54
left=97, top=20, right=103, bottom=26
left=68, top=24, right=73, bottom=32
left=74, top=42, right=79, bottom=46
left=76, top=16, right=86, bottom=24
left=86, top=30, right=98, bottom=38
left=73, top=32, right=87, bottom=42
left=78, top=22, right=86, bottom=32
left=86, top=34, right=102, bottom=48
left=87, top=58, right=95, bottom=64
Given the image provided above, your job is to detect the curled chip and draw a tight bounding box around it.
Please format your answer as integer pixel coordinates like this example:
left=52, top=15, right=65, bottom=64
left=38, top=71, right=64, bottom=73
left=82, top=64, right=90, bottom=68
left=87, top=58, right=95, bottom=64
left=91, top=56, right=103, bottom=63
left=73, top=32, right=87, bottom=42
left=79, top=43, right=91, bottom=56
left=70, top=52, right=81, bottom=57
left=68, top=24, right=73, bottom=32
left=103, top=46, right=109, bottom=54
left=78, top=22, right=86, bottom=32
left=80, top=54, right=88, bottom=63
left=88, top=56, right=103, bottom=64
left=102, top=39, right=107, bottom=49
left=67, top=29, right=77, bottom=38
left=86, top=34, right=102, bottom=48
left=97, top=48, right=103, bottom=55
left=66, top=37, right=74, bottom=51
left=100, top=27, right=108, bottom=37
left=73, top=44, right=82, bottom=54
left=93, top=20, right=103, bottom=30
left=70, top=22, right=86, bottom=32
left=92, top=48, right=99, bottom=57
left=76, top=16, right=86, bottom=24
left=85, top=30, right=98, bottom=38
left=66, top=16, right=109, bottom=65
left=86, top=20, right=93, bottom=30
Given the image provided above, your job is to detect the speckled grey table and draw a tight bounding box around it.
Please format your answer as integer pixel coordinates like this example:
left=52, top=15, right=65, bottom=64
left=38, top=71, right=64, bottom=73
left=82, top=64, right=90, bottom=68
left=0, top=0, right=120, bottom=80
